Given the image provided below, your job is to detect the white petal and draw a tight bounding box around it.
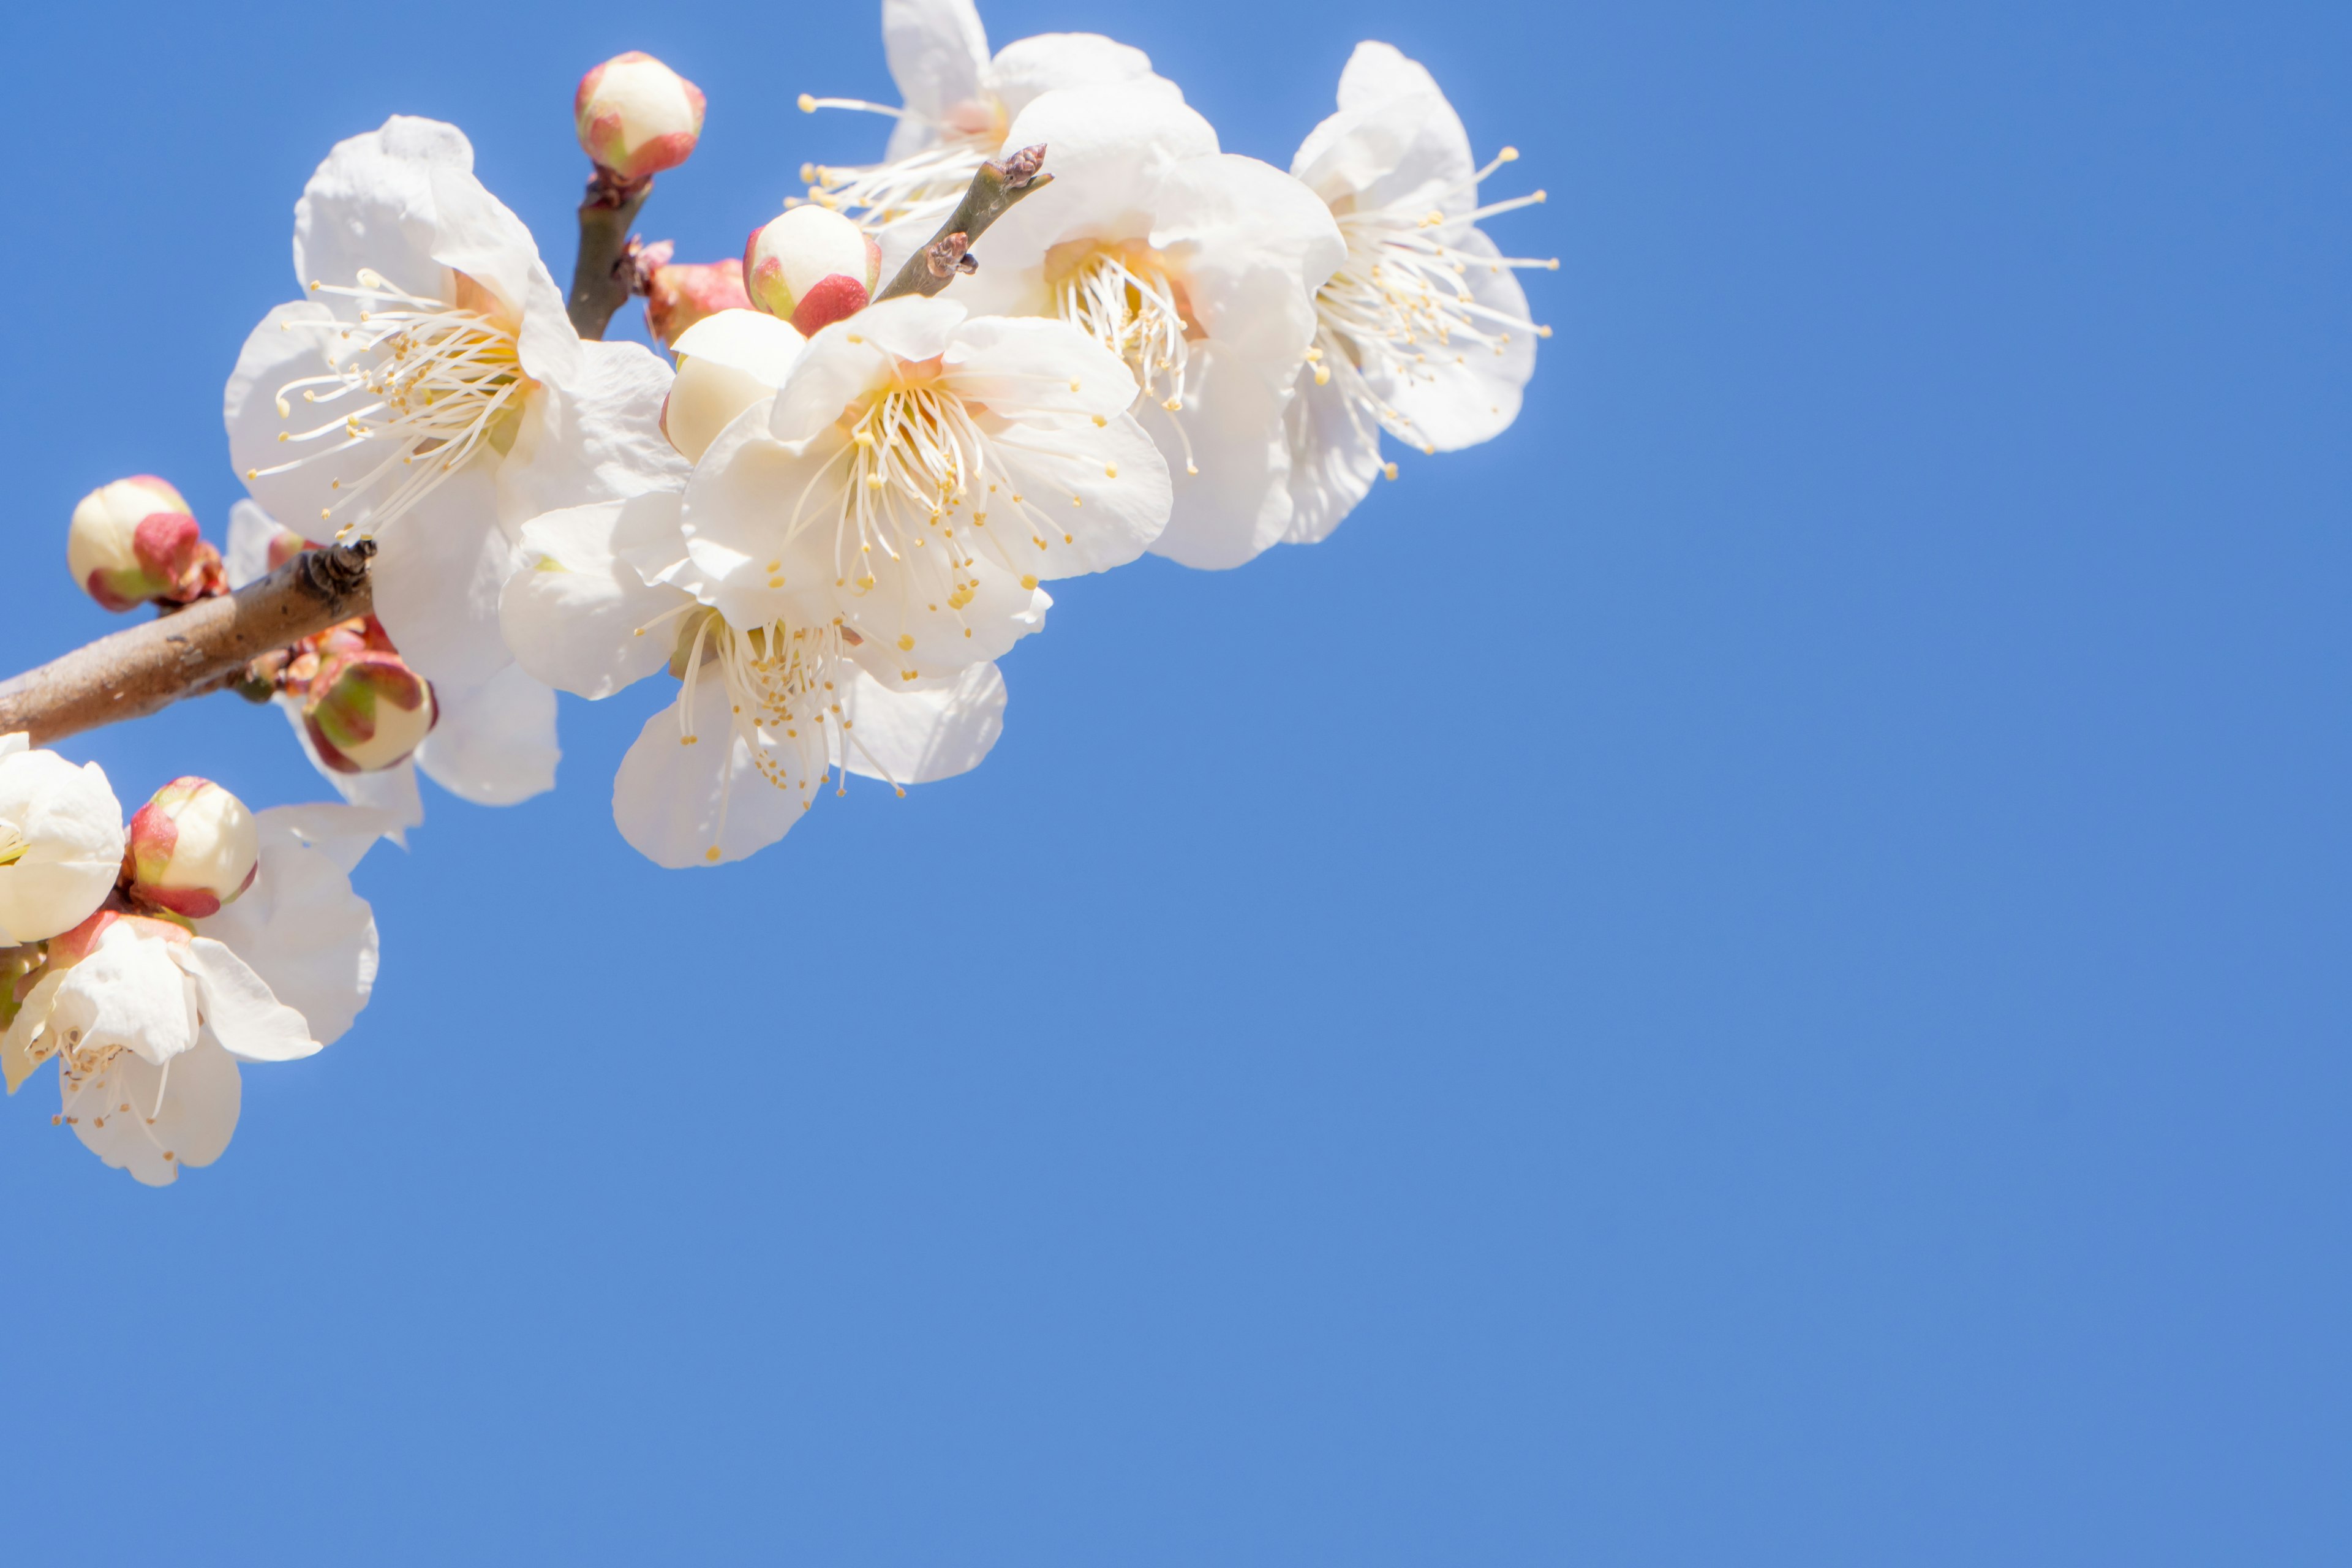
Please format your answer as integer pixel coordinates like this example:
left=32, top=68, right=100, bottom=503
left=982, top=412, right=1171, bottom=578
left=883, top=0, right=991, bottom=124
left=196, top=821, right=377, bottom=1046
left=368, top=461, right=515, bottom=687
left=1337, top=40, right=1445, bottom=108
left=496, top=339, right=686, bottom=524
left=0, top=750, right=124, bottom=945
left=612, top=676, right=823, bottom=869
left=69, top=1039, right=242, bottom=1187
left=1147, top=345, right=1296, bottom=570
left=415, top=664, right=560, bottom=805
left=293, top=116, right=470, bottom=303
left=671, top=308, right=809, bottom=386
left=1371, top=227, right=1536, bottom=451
left=49, top=925, right=200, bottom=1068
left=251, top=802, right=401, bottom=876
left=1150, top=155, right=1341, bottom=376
left=1292, top=82, right=1475, bottom=218
left=177, top=939, right=320, bottom=1063
left=226, top=499, right=294, bottom=590
left=424, top=159, right=582, bottom=386
left=1281, top=364, right=1384, bottom=546
left=224, top=300, right=382, bottom=530
left=976, top=82, right=1217, bottom=270
left=503, top=495, right=693, bottom=698
left=983, top=33, right=1157, bottom=123
left=3, top=969, right=66, bottom=1095
left=832, top=660, right=1006, bottom=785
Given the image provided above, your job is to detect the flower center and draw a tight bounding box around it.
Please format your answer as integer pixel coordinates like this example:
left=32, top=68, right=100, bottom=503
left=1310, top=148, right=1555, bottom=459
left=653, top=606, right=911, bottom=864
left=1053, top=243, right=1196, bottom=415
left=248, top=270, right=532, bottom=540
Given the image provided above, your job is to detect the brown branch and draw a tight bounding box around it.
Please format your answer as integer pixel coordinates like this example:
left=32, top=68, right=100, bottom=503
left=0, top=544, right=375, bottom=747
left=874, top=145, right=1054, bottom=304
left=567, top=166, right=654, bottom=341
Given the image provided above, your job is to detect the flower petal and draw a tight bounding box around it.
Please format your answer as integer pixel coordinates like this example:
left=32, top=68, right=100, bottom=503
left=1150, top=154, right=1342, bottom=378
left=276, top=696, right=425, bottom=842
left=0, top=750, right=124, bottom=946
left=70, top=1038, right=242, bottom=1187
left=983, top=32, right=1158, bottom=123
left=368, top=461, right=515, bottom=687
left=496, top=339, right=685, bottom=525
left=424, top=157, right=582, bottom=386
left=883, top=0, right=992, bottom=134
left=504, top=495, right=693, bottom=698
left=50, top=925, right=200, bottom=1068
left=612, top=676, right=822, bottom=869
left=1370, top=227, right=1536, bottom=451
left=293, top=116, right=469, bottom=303
left=832, top=660, right=1006, bottom=785
left=197, top=813, right=379, bottom=1046
left=177, top=939, right=321, bottom=1063
left=1147, top=344, right=1297, bottom=570
left=224, top=300, right=385, bottom=530
left=1281, top=364, right=1385, bottom=545
left=415, top=663, right=560, bottom=805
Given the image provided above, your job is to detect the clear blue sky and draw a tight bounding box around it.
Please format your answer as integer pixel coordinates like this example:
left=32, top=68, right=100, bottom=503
left=3, top=2, right=2346, bottom=1562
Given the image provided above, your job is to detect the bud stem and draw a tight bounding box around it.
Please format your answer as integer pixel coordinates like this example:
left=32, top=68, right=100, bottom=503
left=873, top=145, right=1054, bottom=304
left=0, top=543, right=374, bottom=745
left=567, top=166, right=655, bottom=341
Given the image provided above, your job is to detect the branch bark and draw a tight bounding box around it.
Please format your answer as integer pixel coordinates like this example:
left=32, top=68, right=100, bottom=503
left=567, top=167, right=654, bottom=341
left=874, top=145, right=1053, bottom=303
left=0, top=544, right=375, bottom=746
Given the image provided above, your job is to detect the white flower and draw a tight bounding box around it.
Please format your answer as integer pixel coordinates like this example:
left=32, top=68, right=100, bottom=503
left=1283, top=42, right=1555, bottom=545
left=223, top=116, right=687, bottom=783
left=225, top=502, right=557, bottom=837
left=952, top=88, right=1346, bottom=568
left=0, top=734, right=124, bottom=946
left=799, top=0, right=1177, bottom=273
left=675, top=295, right=1166, bottom=677
left=499, top=488, right=1010, bottom=869
left=1, top=806, right=380, bottom=1188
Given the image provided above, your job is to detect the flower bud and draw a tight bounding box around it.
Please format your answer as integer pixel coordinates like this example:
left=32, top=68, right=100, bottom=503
left=303, top=652, right=437, bottom=774
left=67, top=477, right=225, bottom=612
left=663, top=309, right=808, bottom=461
left=575, top=51, right=706, bottom=181
left=646, top=259, right=753, bottom=348
left=124, top=778, right=259, bottom=920
left=744, top=208, right=881, bottom=335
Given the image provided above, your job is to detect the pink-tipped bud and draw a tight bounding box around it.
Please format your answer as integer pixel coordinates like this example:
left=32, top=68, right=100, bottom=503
left=125, top=777, right=259, bottom=921
left=646, top=259, right=754, bottom=347
left=744, top=208, right=882, bottom=335
left=303, top=651, right=437, bottom=774
left=68, top=477, right=225, bottom=613
left=576, top=51, right=706, bottom=182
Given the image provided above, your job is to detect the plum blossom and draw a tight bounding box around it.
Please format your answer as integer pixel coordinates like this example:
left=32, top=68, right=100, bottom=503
left=953, top=88, right=1346, bottom=568
left=799, top=0, right=1176, bottom=273
left=0, top=735, right=124, bottom=946
left=226, top=502, right=557, bottom=835
left=497, top=297, right=1143, bottom=866
left=2, top=804, right=382, bottom=1187
left=1282, top=42, right=1555, bottom=545
left=224, top=116, right=688, bottom=796
left=575, top=51, right=705, bottom=181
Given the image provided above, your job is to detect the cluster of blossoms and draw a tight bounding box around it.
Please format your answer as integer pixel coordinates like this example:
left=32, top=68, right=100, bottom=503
left=15, top=1, right=1547, bottom=1183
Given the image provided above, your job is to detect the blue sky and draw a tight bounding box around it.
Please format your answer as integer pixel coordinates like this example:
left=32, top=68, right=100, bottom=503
left=2, top=1, right=2346, bottom=1562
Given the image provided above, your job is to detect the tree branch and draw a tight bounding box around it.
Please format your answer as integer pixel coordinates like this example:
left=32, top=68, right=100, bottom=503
left=874, top=145, right=1053, bottom=303
left=567, top=166, right=654, bottom=341
left=0, top=544, right=375, bottom=746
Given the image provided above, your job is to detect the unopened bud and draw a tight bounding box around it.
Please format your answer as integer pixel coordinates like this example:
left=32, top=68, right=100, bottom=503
left=576, top=51, right=706, bottom=182
left=646, top=260, right=753, bottom=347
left=744, top=208, right=881, bottom=335
left=663, top=309, right=809, bottom=461
left=125, top=778, right=259, bottom=920
left=68, top=477, right=225, bottom=612
left=304, top=652, right=437, bottom=774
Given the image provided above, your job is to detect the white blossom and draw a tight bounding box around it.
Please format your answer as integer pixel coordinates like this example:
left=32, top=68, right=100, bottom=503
left=1283, top=42, right=1555, bottom=545
left=0, top=735, right=124, bottom=946
left=953, top=87, right=1346, bottom=568
left=800, top=0, right=1178, bottom=274
left=2, top=807, right=381, bottom=1187
left=224, top=117, right=688, bottom=799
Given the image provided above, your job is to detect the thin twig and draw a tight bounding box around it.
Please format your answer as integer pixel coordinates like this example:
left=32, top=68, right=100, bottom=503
left=567, top=166, right=654, bottom=340
left=0, top=545, right=375, bottom=746
left=874, top=145, right=1053, bottom=303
